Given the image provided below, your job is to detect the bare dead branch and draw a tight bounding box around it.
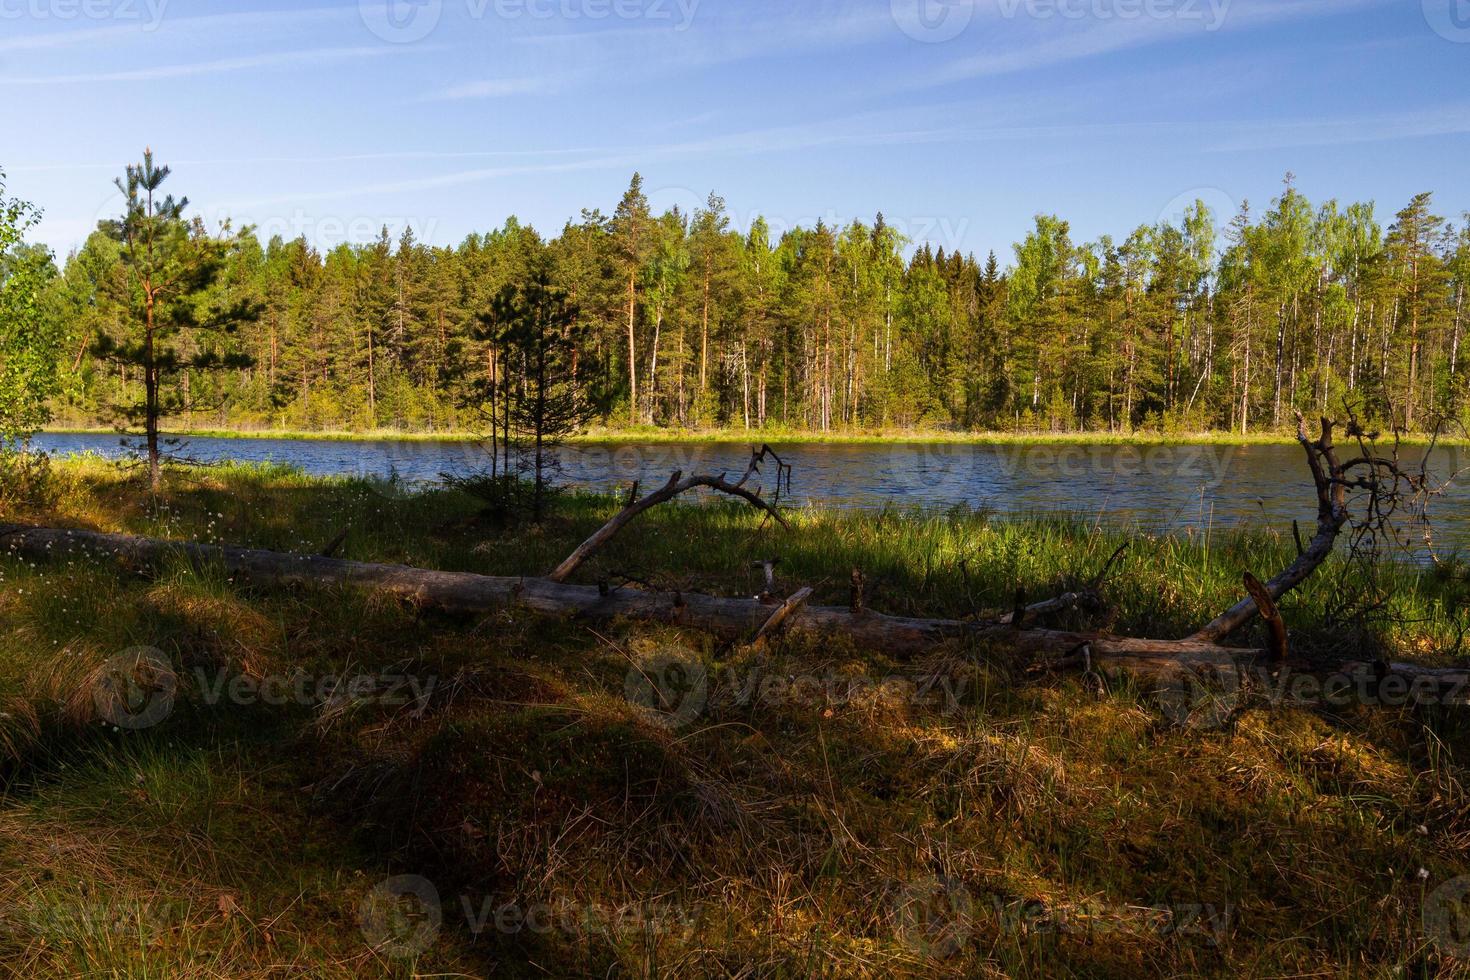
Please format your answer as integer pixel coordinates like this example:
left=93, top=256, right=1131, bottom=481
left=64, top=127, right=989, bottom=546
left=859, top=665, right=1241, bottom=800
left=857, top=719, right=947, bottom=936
left=996, top=592, right=1096, bottom=627
left=751, top=588, right=815, bottom=647
left=1193, top=415, right=1352, bottom=643
left=548, top=447, right=790, bottom=585
left=1193, top=405, right=1458, bottom=646
left=1242, top=572, right=1287, bottom=660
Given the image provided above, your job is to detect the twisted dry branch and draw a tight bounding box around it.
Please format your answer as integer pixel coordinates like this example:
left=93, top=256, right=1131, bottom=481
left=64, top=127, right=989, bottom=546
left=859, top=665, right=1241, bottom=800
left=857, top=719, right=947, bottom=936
left=548, top=445, right=790, bottom=585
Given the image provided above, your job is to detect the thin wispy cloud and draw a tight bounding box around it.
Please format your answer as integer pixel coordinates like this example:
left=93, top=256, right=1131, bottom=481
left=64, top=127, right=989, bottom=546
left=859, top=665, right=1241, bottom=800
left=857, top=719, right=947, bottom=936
left=416, top=0, right=1380, bottom=116
left=217, top=91, right=1470, bottom=215
left=426, top=2, right=897, bottom=102
left=1207, top=105, right=1470, bottom=152
left=924, top=0, right=1392, bottom=86
left=222, top=107, right=1006, bottom=208
left=640, top=110, right=721, bottom=135
left=8, top=146, right=606, bottom=174
left=0, top=46, right=396, bottom=85
left=428, top=74, right=572, bottom=101
left=0, top=5, right=351, bottom=53
left=224, top=155, right=637, bottom=209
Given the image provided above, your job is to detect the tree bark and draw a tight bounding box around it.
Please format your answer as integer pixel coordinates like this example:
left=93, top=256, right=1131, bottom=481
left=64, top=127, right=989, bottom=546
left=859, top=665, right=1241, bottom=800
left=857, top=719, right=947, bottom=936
left=626, top=271, right=638, bottom=424
left=0, top=523, right=1256, bottom=671
left=6, top=524, right=1465, bottom=691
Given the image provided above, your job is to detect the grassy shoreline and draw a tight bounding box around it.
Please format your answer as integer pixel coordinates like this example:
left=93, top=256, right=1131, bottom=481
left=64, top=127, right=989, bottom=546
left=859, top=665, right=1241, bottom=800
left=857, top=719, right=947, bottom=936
left=35, top=424, right=1350, bottom=446
left=38, top=423, right=1470, bottom=447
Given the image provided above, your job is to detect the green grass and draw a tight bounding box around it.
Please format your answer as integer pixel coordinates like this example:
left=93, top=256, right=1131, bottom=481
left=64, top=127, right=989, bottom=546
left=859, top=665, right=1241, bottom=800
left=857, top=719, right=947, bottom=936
left=1, top=457, right=1469, bottom=976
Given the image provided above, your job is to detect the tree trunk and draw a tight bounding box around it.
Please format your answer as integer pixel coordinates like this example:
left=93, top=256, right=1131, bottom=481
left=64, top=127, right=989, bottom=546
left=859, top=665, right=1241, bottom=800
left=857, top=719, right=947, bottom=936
left=648, top=304, right=663, bottom=424
left=6, top=524, right=1463, bottom=691
left=144, top=290, right=161, bottom=494
left=626, top=273, right=638, bottom=424
left=700, top=261, right=711, bottom=398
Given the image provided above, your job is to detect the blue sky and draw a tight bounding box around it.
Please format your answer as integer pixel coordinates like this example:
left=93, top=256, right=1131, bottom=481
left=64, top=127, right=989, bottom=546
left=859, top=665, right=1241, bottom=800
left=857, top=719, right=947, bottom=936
left=3, top=0, right=1468, bottom=261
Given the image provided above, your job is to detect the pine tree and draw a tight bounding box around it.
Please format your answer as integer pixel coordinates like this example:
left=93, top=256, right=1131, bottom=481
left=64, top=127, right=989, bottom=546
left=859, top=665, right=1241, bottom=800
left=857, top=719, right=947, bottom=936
left=687, top=192, right=737, bottom=423
left=1384, top=193, right=1446, bottom=427
left=612, top=175, right=653, bottom=423
left=92, top=151, right=259, bottom=491
left=475, top=266, right=594, bottom=522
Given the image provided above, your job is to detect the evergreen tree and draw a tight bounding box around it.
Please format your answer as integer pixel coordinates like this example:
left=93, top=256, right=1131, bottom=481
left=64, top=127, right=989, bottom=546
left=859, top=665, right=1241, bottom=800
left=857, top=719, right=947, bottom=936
left=92, top=151, right=259, bottom=490
left=612, top=175, right=653, bottom=423
left=476, top=266, right=593, bottom=522
left=1384, top=193, right=1446, bottom=427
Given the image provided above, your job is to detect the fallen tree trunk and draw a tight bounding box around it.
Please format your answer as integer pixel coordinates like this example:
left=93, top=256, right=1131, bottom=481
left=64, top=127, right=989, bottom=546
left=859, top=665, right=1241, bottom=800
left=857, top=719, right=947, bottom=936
left=4, top=523, right=1466, bottom=691
left=1, top=523, right=1267, bottom=673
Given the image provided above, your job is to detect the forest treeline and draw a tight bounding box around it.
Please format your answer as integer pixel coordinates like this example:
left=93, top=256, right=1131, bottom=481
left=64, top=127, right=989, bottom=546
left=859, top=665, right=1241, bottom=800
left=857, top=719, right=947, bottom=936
left=34, top=171, right=1470, bottom=435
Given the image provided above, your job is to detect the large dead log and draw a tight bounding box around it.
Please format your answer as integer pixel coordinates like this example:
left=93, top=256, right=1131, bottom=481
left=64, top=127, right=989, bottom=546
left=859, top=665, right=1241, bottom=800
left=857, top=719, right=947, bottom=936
left=0, top=523, right=1267, bottom=672
left=2, top=524, right=1466, bottom=691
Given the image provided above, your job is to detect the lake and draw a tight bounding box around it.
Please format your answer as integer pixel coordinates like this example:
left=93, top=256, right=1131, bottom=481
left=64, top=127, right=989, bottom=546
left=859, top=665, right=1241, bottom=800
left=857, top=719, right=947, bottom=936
left=30, top=432, right=1470, bottom=544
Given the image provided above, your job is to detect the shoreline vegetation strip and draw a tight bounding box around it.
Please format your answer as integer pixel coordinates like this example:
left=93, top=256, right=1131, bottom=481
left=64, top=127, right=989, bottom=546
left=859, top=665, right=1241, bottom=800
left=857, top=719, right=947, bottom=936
left=39, top=426, right=1468, bottom=447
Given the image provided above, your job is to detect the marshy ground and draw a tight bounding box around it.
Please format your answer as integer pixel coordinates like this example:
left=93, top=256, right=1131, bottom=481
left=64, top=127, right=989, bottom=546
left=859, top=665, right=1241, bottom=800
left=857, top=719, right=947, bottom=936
left=1, top=458, right=1469, bottom=977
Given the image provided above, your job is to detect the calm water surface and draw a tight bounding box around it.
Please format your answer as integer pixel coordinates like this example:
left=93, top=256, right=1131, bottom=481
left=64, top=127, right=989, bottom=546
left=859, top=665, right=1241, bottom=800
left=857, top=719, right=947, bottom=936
left=32, top=433, right=1470, bottom=542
